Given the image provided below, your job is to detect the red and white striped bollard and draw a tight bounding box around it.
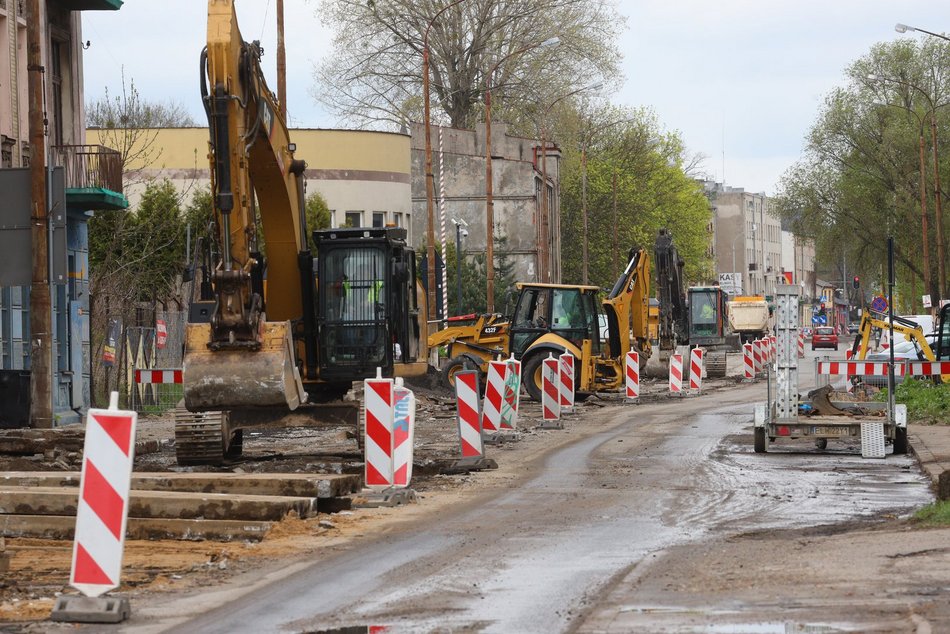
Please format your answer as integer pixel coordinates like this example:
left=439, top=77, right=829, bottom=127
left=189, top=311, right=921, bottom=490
left=455, top=370, right=485, bottom=458
left=669, top=353, right=684, bottom=394
left=558, top=352, right=575, bottom=413
left=625, top=350, right=640, bottom=401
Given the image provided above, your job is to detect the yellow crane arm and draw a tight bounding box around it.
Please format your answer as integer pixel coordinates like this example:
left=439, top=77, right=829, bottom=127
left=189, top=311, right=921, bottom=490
left=602, top=248, right=651, bottom=361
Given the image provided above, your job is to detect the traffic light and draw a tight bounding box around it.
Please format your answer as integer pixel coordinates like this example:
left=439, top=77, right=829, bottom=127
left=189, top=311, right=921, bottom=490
left=852, top=275, right=860, bottom=289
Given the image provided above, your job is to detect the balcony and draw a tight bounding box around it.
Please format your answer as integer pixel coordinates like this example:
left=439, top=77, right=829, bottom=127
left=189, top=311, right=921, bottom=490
left=51, top=144, right=128, bottom=211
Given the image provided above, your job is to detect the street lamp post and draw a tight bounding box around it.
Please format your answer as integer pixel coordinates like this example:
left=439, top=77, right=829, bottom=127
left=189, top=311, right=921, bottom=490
left=484, top=37, right=558, bottom=311
left=870, top=73, right=950, bottom=300
left=895, top=23, right=950, bottom=43
left=423, top=0, right=468, bottom=329
left=872, top=97, right=932, bottom=305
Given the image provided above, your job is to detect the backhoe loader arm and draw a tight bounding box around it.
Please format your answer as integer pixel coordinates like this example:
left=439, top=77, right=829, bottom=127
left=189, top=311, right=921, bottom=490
left=851, top=312, right=935, bottom=360
left=654, top=228, right=688, bottom=351
left=602, top=247, right=651, bottom=360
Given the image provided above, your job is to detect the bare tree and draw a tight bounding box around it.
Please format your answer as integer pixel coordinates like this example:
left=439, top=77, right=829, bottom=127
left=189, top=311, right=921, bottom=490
left=86, top=70, right=196, bottom=185
left=313, top=0, right=624, bottom=129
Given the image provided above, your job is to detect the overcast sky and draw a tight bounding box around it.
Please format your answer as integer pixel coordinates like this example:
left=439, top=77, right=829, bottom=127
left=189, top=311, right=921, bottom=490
left=82, top=1, right=950, bottom=196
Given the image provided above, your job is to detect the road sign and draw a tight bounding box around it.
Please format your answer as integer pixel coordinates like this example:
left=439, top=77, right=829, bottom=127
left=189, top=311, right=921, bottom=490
left=870, top=295, right=888, bottom=313
left=155, top=319, right=168, bottom=349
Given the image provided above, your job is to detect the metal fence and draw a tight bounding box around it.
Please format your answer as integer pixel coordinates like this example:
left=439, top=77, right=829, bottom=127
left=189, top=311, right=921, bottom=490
left=123, top=311, right=187, bottom=414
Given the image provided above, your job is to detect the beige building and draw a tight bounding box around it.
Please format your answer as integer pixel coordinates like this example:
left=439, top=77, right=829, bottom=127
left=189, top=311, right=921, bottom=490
left=87, top=127, right=414, bottom=241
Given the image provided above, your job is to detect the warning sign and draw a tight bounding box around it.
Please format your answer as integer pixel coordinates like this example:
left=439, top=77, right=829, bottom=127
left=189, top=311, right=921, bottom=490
left=156, top=319, right=168, bottom=349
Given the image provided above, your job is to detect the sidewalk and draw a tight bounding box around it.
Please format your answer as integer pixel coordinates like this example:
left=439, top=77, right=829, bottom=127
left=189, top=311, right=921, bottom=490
left=909, top=425, right=950, bottom=500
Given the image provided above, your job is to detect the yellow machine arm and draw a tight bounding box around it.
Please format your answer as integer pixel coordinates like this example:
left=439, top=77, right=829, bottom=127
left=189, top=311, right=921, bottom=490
left=184, top=0, right=307, bottom=411
left=851, top=312, right=935, bottom=360
left=602, top=248, right=651, bottom=361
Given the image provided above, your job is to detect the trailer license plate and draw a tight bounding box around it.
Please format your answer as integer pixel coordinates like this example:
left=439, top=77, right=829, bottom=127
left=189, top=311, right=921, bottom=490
left=813, top=426, right=850, bottom=436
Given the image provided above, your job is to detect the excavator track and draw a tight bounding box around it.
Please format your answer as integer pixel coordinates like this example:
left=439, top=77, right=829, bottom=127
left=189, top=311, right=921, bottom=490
left=705, top=351, right=728, bottom=378
left=174, top=408, right=242, bottom=466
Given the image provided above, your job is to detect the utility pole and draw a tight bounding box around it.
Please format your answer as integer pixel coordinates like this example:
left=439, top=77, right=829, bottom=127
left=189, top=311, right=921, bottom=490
left=276, top=0, right=287, bottom=121
left=28, top=0, right=52, bottom=428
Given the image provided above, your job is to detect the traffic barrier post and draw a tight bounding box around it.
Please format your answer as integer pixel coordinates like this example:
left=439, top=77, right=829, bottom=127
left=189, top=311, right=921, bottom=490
left=52, top=391, right=135, bottom=623
left=500, top=356, right=522, bottom=430
left=669, top=353, right=683, bottom=394
left=481, top=360, right=508, bottom=434
left=743, top=343, right=755, bottom=381
left=541, top=354, right=562, bottom=428
left=558, top=352, right=575, bottom=413
left=363, top=372, right=395, bottom=490
left=625, top=350, right=640, bottom=402
left=392, top=378, right=416, bottom=488
left=689, top=348, right=704, bottom=393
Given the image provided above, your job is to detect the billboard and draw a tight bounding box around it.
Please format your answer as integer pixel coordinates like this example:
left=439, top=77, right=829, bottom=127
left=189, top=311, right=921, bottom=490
left=718, top=272, right=742, bottom=296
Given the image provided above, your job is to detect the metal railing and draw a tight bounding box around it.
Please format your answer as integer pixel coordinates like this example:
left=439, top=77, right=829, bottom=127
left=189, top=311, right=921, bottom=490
left=50, top=144, right=123, bottom=195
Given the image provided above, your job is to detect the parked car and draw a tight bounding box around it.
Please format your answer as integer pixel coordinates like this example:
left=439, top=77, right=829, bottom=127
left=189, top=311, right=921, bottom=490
left=864, top=336, right=936, bottom=385
left=847, top=322, right=860, bottom=334
left=811, top=326, right=838, bottom=350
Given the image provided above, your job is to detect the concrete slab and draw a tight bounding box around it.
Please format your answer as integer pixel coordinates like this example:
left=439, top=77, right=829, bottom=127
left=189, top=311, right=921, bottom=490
left=51, top=595, right=130, bottom=623
left=0, top=486, right=316, bottom=521
left=0, top=471, right=362, bottom=499
left=1, top=514, right=274, bottom=542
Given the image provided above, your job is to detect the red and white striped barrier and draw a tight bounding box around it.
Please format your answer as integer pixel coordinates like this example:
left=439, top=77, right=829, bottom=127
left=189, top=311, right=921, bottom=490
left=481, top=360, right=509, bottom=433
left=364, top=375, right=395, bottom=490
left=905, top=361, right=950, bottom=376
left=392, top=379, right=415, bottom=488
left=743, top=343, right=755, bottom=381
left=689, top=348, right=704, bottom=392
left=818, top=359, right=950, bottom=378
left=798, top=332, right=805, bottom=358
left=769, top=336, right=777, bottom=363
left=500, top=357, right=521, bottom=429
left=752, top=339, right=763, bottom=374
left=669, top=353, right=683, bottom=394
left=558, top=352, right=575, bottom=413
left=69, top=393, right=137, bottom=598
left=625, top=350, right=640, bottom=401
left=455, top=370, right=485, bottom=457
left=133, top=368, right=182, bottom=384
left=542, top=355, right=561, bottom=421
left=845, top=350, right=854, bottom=393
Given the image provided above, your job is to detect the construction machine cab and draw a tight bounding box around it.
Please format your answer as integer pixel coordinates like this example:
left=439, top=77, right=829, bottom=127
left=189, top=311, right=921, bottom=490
left=688, top=287, right=728, bottom=343
left=313, top=227, right=421, bottom=381
left=508, top=284, right=601, bottom=357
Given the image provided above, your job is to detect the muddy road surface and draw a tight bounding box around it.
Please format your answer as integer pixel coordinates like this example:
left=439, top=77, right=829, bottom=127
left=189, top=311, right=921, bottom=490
left=119, top=377, right=940, bottom=634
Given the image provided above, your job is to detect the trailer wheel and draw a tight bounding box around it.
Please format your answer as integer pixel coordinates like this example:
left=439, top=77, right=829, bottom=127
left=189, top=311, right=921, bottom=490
left=754, top=427, right=767, bottom=453
left=893, top=427, right=908, bottom=455
left=441, top=355, right=483, bottom=391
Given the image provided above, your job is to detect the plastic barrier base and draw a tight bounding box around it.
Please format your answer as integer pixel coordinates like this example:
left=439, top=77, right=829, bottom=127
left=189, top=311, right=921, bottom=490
left=352, top=487, right=417, bottom=508
left=539, top=419, right=564, bottom=430
left=51, top=596, right=130, bottom=624
left=482, top=430, right=522, bottom=444
left=440, top=456, right=499, bottom=475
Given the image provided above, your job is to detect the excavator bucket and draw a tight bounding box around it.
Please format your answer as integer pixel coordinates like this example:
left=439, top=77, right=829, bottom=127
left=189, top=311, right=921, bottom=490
left=183, top=321, right=307, bottom=412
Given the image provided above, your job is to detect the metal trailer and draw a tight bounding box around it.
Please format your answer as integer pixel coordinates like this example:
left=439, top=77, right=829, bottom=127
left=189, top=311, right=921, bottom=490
left=753, top=284, right=906, bottom=457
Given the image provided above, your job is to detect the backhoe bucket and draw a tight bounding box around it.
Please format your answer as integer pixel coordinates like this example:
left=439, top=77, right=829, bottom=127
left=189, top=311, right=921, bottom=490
left=183, top=321, right=307, bottom=412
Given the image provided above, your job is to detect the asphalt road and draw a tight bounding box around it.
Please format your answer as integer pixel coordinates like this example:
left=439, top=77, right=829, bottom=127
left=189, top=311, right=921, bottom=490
left=127, top=355, right=932, bottom=634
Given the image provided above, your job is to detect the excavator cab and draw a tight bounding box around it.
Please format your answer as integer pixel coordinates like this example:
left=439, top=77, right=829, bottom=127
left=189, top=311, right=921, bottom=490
left=508, top=284, right=601, bottom=358
left=313, top=227, right=422, bottom=381
left=688, top=287, right=727, bottom=343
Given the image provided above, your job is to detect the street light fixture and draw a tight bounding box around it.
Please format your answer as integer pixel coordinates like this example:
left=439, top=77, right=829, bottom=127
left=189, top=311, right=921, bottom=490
left=423, top=0, right=469, bottom=330
left=484, top=36, right=559, bottom=311
left=537, top=81, right=603, bottom=283
left=453, top=218, right=469, bottom=316
left=869, top=72, right=950, bottom=300
left=895, top=23, right=950, bottom=43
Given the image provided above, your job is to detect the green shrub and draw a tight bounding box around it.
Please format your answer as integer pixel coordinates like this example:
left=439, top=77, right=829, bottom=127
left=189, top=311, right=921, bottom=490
left=876, top=379, right=950, bottom=425
left=913, top=500, right=950, bottom=525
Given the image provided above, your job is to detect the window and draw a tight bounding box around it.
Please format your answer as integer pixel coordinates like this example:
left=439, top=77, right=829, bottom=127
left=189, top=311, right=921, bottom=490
left=344, top=211, right=362, bottom=228
left=392, top=212, right=403, bottom=227
left=372, top=212, right=385, bottom=228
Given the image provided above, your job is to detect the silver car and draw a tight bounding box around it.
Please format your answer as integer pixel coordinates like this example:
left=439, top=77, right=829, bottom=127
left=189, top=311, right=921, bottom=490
left=863, top=335, right=936, bottom=385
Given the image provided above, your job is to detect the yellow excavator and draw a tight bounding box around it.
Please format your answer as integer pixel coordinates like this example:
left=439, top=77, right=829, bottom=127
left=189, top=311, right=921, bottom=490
left=430, top=246, right=652, bottom=400
left=179, top=0, right=427, bottom=464
left=850, top=312, right=936, bottom=360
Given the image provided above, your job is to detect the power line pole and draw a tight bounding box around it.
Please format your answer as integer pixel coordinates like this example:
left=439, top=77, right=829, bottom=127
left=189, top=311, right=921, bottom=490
left=28, top=0, right=52, bottom=428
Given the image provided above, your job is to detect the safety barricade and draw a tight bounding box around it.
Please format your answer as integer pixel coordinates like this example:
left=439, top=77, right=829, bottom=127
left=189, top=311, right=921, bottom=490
left=541, top=355, right=562, bottom=425
left=558, top=352, right=575, bottom=413
left=669, top=353, right=683, bottom=394
left=688, top=348, right=704, bottom=393
left=363, top=375, right=395, bottom=490
left=500, top=356, right=522, bottom=430
left=455, top=370, right=485, bottom=458
left=769, top=336, right=777, bottom=363
left=481, top=360, right=509, bottom=434
left=625, top=351, right=640, bottom=401
left=53, top=392, right=136, bottom=623
left=798, top=332, right=805, bottom=359
left=743, top=343, right=755, bottom=381
left=392, top=378, right=416, bottom=488
left=752, top=340, right=763, bottom=375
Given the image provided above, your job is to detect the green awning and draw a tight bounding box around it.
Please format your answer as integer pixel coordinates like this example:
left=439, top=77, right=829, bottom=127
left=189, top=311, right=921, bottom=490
left=66, top=187, right=129, bottom=212
left=60, top=0, right=123, bottom=10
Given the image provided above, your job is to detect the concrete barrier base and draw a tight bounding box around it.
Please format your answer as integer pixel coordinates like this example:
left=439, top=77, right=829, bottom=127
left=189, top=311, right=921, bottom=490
left=51, top=595, right=130, bottom=623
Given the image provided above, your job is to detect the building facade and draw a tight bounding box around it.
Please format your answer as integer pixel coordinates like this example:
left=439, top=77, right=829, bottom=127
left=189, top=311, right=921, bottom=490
left=0, top=0, right=126, bottom=427
left=409, top=122, right=561, bottom=286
